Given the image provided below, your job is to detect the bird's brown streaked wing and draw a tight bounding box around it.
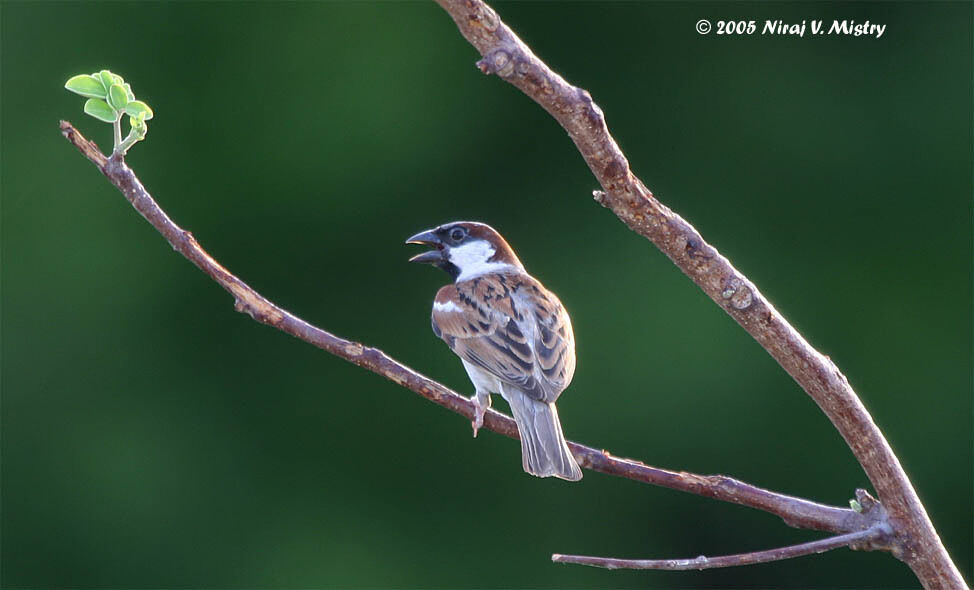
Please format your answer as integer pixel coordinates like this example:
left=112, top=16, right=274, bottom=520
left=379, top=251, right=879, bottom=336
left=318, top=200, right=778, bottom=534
left=432, top=282, right=541, bottom=398
left=528, top=283, right=576, bottom=398
left=432, top=275, right=575, bottom=403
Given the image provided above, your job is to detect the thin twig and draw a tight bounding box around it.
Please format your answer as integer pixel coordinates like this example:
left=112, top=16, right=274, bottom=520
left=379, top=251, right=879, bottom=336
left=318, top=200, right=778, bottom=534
left=433, top=1, right=965, bottom=587
left=60, top=119, right=873, bottom=538
left=552, top=526, right=887, bottom=571
left=112, top=116, right=122, bottom=153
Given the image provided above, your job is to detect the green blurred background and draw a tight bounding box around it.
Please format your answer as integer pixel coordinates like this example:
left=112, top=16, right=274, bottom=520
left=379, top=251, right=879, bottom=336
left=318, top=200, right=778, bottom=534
left=2, top=2, right=970, bottom=588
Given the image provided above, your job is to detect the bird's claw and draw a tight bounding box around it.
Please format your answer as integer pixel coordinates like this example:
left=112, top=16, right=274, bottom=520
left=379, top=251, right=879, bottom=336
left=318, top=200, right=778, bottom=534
left=470, top=392, right=489, bottom=438
left=472, top=413, right=484, bottom=438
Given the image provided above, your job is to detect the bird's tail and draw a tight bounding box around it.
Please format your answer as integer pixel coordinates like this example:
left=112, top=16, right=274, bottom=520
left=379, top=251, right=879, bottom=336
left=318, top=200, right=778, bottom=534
left=504, top=387, right=582, bottom=481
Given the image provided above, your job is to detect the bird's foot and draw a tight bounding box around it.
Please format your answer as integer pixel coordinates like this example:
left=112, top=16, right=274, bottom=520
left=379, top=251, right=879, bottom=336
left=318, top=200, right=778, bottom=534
left=470, top=392, right=490, bottom=438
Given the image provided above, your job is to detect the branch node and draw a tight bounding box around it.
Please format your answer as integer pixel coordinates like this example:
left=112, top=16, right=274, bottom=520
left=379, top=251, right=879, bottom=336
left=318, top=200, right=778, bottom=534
left=476, top=47, right=514, bottom=77
left=844, top=488, right=900, bottom=555
left=720, top=276, right=742, bottom=300
left=724, top=281, right=753, bottom=310
left=105, top=151, right=126, bottom=173
left=855, top=488, right=879, bottom=511
left=592, top=190, right=608, bottom=206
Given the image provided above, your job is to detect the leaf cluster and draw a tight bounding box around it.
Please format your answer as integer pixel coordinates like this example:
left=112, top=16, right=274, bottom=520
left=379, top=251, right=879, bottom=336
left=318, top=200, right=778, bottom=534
left=65, top=70, right=154, bottom=154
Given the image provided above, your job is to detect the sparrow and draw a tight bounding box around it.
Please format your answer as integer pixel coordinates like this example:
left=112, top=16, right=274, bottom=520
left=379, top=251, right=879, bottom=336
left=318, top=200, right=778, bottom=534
left=406, top=221, right=582, bottom=481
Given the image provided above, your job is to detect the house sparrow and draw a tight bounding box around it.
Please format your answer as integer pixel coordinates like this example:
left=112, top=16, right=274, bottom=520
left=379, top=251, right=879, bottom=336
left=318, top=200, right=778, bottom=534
left=407, top=222, right=582, bottom=481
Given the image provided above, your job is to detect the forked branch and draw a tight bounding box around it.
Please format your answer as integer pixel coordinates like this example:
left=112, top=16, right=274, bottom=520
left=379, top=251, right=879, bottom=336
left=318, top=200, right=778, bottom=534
left=60, top=3, right=967, bottom=582
left=62, top=119, right=876, bottom=553
left=434, top=1, right=964, bottom=587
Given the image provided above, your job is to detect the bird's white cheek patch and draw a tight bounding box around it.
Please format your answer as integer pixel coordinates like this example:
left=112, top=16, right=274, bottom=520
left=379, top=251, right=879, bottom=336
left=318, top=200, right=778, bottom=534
left=449, top=240, right=495, bottom=268
left=449, top=240, right=513, bottom=281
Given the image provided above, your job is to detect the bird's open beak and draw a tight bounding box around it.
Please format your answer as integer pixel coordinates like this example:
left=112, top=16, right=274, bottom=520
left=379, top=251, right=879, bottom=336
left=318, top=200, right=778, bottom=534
left=405, top=229, right=445, bottom=264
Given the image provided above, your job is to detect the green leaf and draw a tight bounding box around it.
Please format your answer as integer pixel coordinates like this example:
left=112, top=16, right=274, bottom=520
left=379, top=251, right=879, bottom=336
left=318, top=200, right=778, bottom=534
left=83, top=98, right=117, bottom=123
left=124, top=100, right=153, bottom=120
left=128, top=109, right=145, bottom=127
left=123, top=83, right=134, bottom=102
left=108, top=83, right=129, bottom=110
left=111, top=73, right=124, bottom=85
left=98, top=70, right=115, bottom=91
left=65, top=74, right=107, bottom=98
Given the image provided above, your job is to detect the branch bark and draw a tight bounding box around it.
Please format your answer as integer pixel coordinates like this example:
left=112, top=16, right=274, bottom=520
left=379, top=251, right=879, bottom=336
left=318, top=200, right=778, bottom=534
left=60, top=119, right=879, bottom=542
left=433, top=1, right=965, bottom=588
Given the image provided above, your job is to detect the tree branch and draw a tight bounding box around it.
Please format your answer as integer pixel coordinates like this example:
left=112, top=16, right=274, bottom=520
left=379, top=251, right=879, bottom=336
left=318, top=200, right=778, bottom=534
left=433, top=1, right=966, bottom=587
left=552, top=526, right=887, bottom=571
left=61, top=119, right=876, bottom=540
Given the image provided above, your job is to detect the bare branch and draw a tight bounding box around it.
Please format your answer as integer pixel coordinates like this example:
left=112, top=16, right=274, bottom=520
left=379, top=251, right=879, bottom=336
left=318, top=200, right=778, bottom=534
left=433, top=1, right=966, bottom=587
left=60, top=119, right=874, bottom=539
left=552, top=526, right=888, bottom=571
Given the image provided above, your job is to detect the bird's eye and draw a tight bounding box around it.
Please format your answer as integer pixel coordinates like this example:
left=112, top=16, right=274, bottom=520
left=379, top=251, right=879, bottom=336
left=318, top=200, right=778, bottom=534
left=449, top=228, right=465, bottom=242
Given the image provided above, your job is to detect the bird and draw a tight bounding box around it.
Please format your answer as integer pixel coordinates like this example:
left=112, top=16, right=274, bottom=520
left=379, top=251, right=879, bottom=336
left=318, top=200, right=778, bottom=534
left=406, top=221, right=582, bottom=481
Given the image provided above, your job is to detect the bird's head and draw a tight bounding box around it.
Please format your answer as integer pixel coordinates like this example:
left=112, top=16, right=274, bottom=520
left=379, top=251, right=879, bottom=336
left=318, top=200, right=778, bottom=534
left=406, top=221, right=523, bottom=282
